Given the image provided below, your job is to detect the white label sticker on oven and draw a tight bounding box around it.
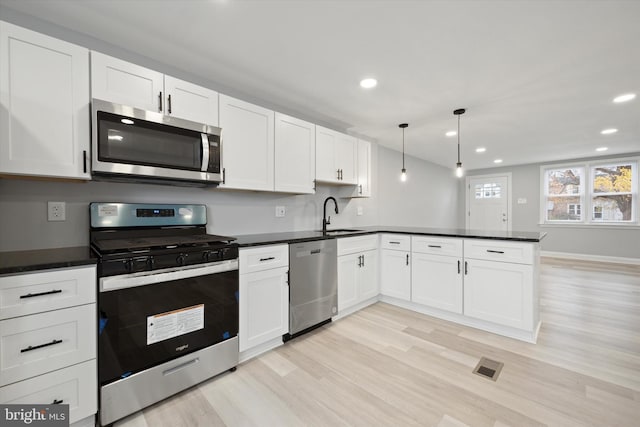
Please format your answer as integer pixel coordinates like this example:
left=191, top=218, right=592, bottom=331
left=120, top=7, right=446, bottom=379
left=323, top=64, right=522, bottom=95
left=147, top=304, right=204, bottom=345
left=98, top=205, right=118, bottom=217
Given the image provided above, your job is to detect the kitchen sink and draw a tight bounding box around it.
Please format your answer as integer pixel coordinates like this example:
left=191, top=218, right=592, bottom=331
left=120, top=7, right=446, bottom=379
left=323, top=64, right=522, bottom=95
left=317, top=229, right=364, bottom=235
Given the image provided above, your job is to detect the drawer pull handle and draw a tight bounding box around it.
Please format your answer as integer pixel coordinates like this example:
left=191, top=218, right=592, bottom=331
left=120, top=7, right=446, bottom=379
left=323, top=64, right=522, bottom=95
left=458, top=260, right=461, bottom=274
left=427, top=245, right=442, bottom=248
left=389, top=241, right=401, bottom=244
left=406, top=254, right=409, bottom=265
left=487, top=250, right=505, bottom=254
left=163, top=358, right=199, bottom=376
left=20, top=289, right=63, bottom=299
left=259, top=257, right=275, bottom=262
left=21, top=339, right=63, bottom=353
left=52, top=399, right=64, bottom=405
left=465, top=261, right=468, bottom=275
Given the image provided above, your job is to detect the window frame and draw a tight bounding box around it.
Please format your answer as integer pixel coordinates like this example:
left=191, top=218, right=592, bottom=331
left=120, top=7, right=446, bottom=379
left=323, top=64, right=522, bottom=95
left=540, top=157, right=639, bottom=227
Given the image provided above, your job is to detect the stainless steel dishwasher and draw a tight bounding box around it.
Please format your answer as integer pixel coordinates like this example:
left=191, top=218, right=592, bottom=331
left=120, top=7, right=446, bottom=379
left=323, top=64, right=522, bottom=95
left=285, top=239, right=338, bottom=340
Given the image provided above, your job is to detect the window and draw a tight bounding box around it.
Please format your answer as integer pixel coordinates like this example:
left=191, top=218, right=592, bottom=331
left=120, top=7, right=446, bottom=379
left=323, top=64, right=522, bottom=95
left=543, top=167, right=584, bottom=221
left=541, top=158, right=638, bottom=225
left=475, top=182, right=501, bottom=199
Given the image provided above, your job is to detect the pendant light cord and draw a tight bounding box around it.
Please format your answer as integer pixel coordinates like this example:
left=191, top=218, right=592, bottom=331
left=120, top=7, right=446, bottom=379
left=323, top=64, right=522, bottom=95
left=402, top=127, right=406, bottom=169
left=457, top=114, right=461, bottom=163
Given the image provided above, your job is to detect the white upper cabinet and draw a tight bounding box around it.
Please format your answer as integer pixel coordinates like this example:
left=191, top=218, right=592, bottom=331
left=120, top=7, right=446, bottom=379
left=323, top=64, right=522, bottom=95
left=91, top=52, right=218, bottom=126
left=315, top=126, right=357, bottom=185
left=342, top=139, right=372, bottom=198
left=274, top=113, right=315, bottom=194
left=219, top=94, right=274, bottom=191
left=0, top=21, right=90, bottom=180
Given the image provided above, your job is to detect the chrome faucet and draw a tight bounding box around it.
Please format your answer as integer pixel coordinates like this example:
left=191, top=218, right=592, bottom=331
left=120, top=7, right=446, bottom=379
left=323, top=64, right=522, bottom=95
left=322, top=197, right=339, bottom=233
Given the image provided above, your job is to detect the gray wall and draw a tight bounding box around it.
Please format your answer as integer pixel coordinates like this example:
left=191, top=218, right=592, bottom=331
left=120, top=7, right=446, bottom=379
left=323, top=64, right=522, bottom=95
left=378, top=146, right=459, bottom=228
left=461, top=153, right=640, bottom=259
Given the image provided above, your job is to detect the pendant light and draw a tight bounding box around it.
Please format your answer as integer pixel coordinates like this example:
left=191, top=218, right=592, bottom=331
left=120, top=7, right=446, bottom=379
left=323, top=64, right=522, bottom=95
left=399, top=123, right=408, bottom=182
left=453, top=108, right=466, bottom=178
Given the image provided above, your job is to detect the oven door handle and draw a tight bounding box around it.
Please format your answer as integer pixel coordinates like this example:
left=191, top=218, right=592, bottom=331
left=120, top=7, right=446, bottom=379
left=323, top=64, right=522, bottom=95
left=100, top=259, right=238, bottom=292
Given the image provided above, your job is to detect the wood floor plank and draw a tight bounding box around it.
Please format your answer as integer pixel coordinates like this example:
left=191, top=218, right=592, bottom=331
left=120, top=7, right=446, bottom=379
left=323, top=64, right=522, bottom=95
left=114, top=257, right=640, bottom=427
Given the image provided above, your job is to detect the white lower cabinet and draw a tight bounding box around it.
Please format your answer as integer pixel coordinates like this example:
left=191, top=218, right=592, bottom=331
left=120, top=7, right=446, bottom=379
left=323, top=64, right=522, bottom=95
left=411, top=253, right=463, bottom=314
left=463, top=258, right=534, bottom=331
left=239, top=245, right=289, bottom=353
left=0, top=265, right=97, bottom=424
left=337, top=250, right=378, bottom=312
left=380, top=249, right=411, bottom=301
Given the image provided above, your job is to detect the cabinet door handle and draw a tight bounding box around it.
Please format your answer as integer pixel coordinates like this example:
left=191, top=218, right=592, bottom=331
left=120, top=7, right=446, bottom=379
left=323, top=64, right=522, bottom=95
left=20, top=289, right=62, bottom=299
left=21, top=339, right=63, bottom=353
left=361, top=254, right=365, bottom=267
left=222, top=167, right=226, bottom=184
left=487, top=250, right=505, bottom=254
left=336, top=169, right=340, bottom=180
left=359, top=184, right=363, bottom=194
left=406, top=254, right=409, bottom=265
left=457, top=260, right=461, bottom=274
left=52, top=399, right=64, bottom=405
left=83, top=150, right=87, bottom=173
left=389, top=241, right=400, bottom=245
left=428, top=245, right=442, bottom=248
left=158, top=91, right=163, bottom=112
left=168, top=94, right=172, bottom=114
left=464, top=261, right=468, bottom=275
left=357, top=255, right=362, bottom=267
left=259, top=256, right=275, bottom=262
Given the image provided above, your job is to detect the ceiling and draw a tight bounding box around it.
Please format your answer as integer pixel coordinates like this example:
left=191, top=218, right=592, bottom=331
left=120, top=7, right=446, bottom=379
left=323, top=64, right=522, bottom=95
left=2, top=0, right=639, bottom=171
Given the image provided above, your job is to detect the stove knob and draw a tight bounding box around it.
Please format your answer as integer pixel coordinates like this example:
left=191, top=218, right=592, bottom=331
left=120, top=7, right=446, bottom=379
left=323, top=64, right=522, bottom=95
left=123, top=259, right=134, bottom=273
left=147, top=257, right=155, bottom=269
left=202, top=251, right=211, bottom=262
left=176, top=253, right=188, bottom=266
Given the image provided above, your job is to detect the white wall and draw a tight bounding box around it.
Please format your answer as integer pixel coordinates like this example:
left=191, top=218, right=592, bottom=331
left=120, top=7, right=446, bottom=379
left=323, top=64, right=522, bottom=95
left=461, top=153, right=640, bottom=259
left=377, top=146, right=459, bottom=228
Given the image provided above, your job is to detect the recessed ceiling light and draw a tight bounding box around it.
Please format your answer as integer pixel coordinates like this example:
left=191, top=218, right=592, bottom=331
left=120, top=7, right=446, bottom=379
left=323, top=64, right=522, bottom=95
left=596, top=147, right=608, bottom=152
left=475, top=147, right=486, bottom=153
left=493, top=159, right=503, bottom=164
left=445, top=131, right=457, bottom=137
left=601, top=128, right=618, bottom=135
left=359, top=78, right=377, bottom=89
left=613, top=93, right=636, bottom=103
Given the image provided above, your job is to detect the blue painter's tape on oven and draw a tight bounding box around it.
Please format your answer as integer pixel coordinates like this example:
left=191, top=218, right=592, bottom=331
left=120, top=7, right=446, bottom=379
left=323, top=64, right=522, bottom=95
left=234, top=291, right=239, bottom=302
left=223, top=331, right=230, bottom=339
left=121, top=371, right=132, bottom=379
left=99, top=316, right=108, bottom=335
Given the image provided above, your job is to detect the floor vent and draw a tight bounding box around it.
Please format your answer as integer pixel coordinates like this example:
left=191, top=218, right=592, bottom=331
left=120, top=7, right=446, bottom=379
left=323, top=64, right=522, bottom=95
left=473, top=357, right=504, bottom=381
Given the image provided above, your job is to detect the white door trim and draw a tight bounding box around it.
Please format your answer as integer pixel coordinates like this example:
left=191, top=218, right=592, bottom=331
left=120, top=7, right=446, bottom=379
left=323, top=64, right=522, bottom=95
left=465, top=172, right=513, bottom=231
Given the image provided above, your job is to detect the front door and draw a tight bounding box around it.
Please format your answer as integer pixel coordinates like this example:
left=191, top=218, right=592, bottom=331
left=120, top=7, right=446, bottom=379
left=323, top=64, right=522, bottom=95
left=467, top=175, right=510, bottom=231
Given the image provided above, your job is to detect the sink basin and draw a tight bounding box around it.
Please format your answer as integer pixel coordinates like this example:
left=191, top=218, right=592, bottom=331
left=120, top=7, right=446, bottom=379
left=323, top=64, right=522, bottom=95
left=317, top=229, right=364, bottom=235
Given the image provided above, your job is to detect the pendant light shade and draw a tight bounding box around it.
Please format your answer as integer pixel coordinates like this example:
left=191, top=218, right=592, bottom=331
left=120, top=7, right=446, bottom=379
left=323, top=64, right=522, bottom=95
left=453, top=108, right=466, bottom=178
left=399, top=123, right=408, bottom=182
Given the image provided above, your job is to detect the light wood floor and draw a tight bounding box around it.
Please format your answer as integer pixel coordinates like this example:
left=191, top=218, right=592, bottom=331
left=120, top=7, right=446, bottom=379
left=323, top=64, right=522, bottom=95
left=115, top=258, right=640, bottom=427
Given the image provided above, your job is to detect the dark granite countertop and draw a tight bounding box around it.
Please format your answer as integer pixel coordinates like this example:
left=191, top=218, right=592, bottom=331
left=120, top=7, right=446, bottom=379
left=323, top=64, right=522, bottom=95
left=235, top=227, right=546, bottom=247
left=0, top=246, right=97, bottom=275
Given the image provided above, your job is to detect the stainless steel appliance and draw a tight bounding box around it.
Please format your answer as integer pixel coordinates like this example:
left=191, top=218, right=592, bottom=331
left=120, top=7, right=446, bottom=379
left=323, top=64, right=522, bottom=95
left=92, top=99, right=222, bottom=186
left=90, top=203, right=238, bottom=426
left=285, top=239, right=338, bottom=340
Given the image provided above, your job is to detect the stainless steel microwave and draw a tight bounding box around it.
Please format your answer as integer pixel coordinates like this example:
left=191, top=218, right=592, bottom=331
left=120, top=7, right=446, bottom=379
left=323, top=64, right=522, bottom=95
left=91, top=99, right=222, bottom=186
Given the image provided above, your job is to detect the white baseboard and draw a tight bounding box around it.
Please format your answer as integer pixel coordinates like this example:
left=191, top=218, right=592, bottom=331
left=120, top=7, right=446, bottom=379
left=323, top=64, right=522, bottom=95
left=239, top=336, right=284, bottom=363
left=541, top=251, right=640, bottom=265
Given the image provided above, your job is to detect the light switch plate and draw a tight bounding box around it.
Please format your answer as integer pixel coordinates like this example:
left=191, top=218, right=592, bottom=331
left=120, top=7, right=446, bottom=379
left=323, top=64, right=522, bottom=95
left=357, top=206, right=364, bottom=216
left=517, top=198, right=527, bottom=204
left=275, top=206, right=286, bottom=217
left=48, top=201, right=66, bottom=221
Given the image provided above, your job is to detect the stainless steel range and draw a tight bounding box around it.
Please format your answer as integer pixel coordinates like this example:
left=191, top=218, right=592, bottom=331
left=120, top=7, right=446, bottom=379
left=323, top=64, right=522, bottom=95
left=90, top=203, right=238, bottom=426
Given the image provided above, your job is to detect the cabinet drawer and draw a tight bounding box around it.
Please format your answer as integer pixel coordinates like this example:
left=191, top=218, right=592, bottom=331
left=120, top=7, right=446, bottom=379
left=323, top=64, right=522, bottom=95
left=0, top=304, right=96, bottom=386
left=380, top=234, right=410, bottom=251
left=412, top=236, right=462, bottom=257
left=239, top=244, right=288, bottom=274
left=337, top=235, right=378, bottom=256
left=463, top=239, right=534, bottom=265
left=0, top=359, right=97, bottom=424
left=0, top=266, right=96, bottom=320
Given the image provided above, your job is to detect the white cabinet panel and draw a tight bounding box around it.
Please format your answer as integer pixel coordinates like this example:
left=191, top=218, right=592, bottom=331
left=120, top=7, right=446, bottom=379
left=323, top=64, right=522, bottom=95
left=0, top=21, right=90, bottom=179
left=358, top=250, right=378, bottom=301
left=239, top=244, right=288, bottom=274
left=239, top=267, right=288, bottom=352
left=163, top=75, right=218, bottom=126
left=380, top=249, right=411, bottom=301
left=219, top=94, right=274, bottom=191
left=275, top=113, right=315, bottom=194
left=0, top=266, right=96, bottom=320
left=412, top=253, right=463, bottom=314
left=91, top=51, right=163, bottom=112
left=337, top=235, right=378, bottom=256
left=463, top=258, right=533, bottom=330
left=337, top=253, right=359, bottom=312
left=412, top=236, right=462, bottom=257
left=315, top=126, right=357, bottom=185
left=0, top=359, right=97, bottom=424
left=335, top=132, right=357, bottom=184
left=380, top=234, right=411, bottom=251
left=464, top=239, right=534, bottom=265
left=0, top=304, right=96, bottom=386
left=356, top=139, right=371, bottom=196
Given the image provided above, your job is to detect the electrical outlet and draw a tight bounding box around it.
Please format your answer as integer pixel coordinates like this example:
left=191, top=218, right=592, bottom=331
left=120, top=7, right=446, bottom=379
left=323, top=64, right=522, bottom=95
left=517, top=198, right=527, bottom=204
left=275, top=206, right=286, bottom=217
left=48, top=201, right=66, bottom=221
